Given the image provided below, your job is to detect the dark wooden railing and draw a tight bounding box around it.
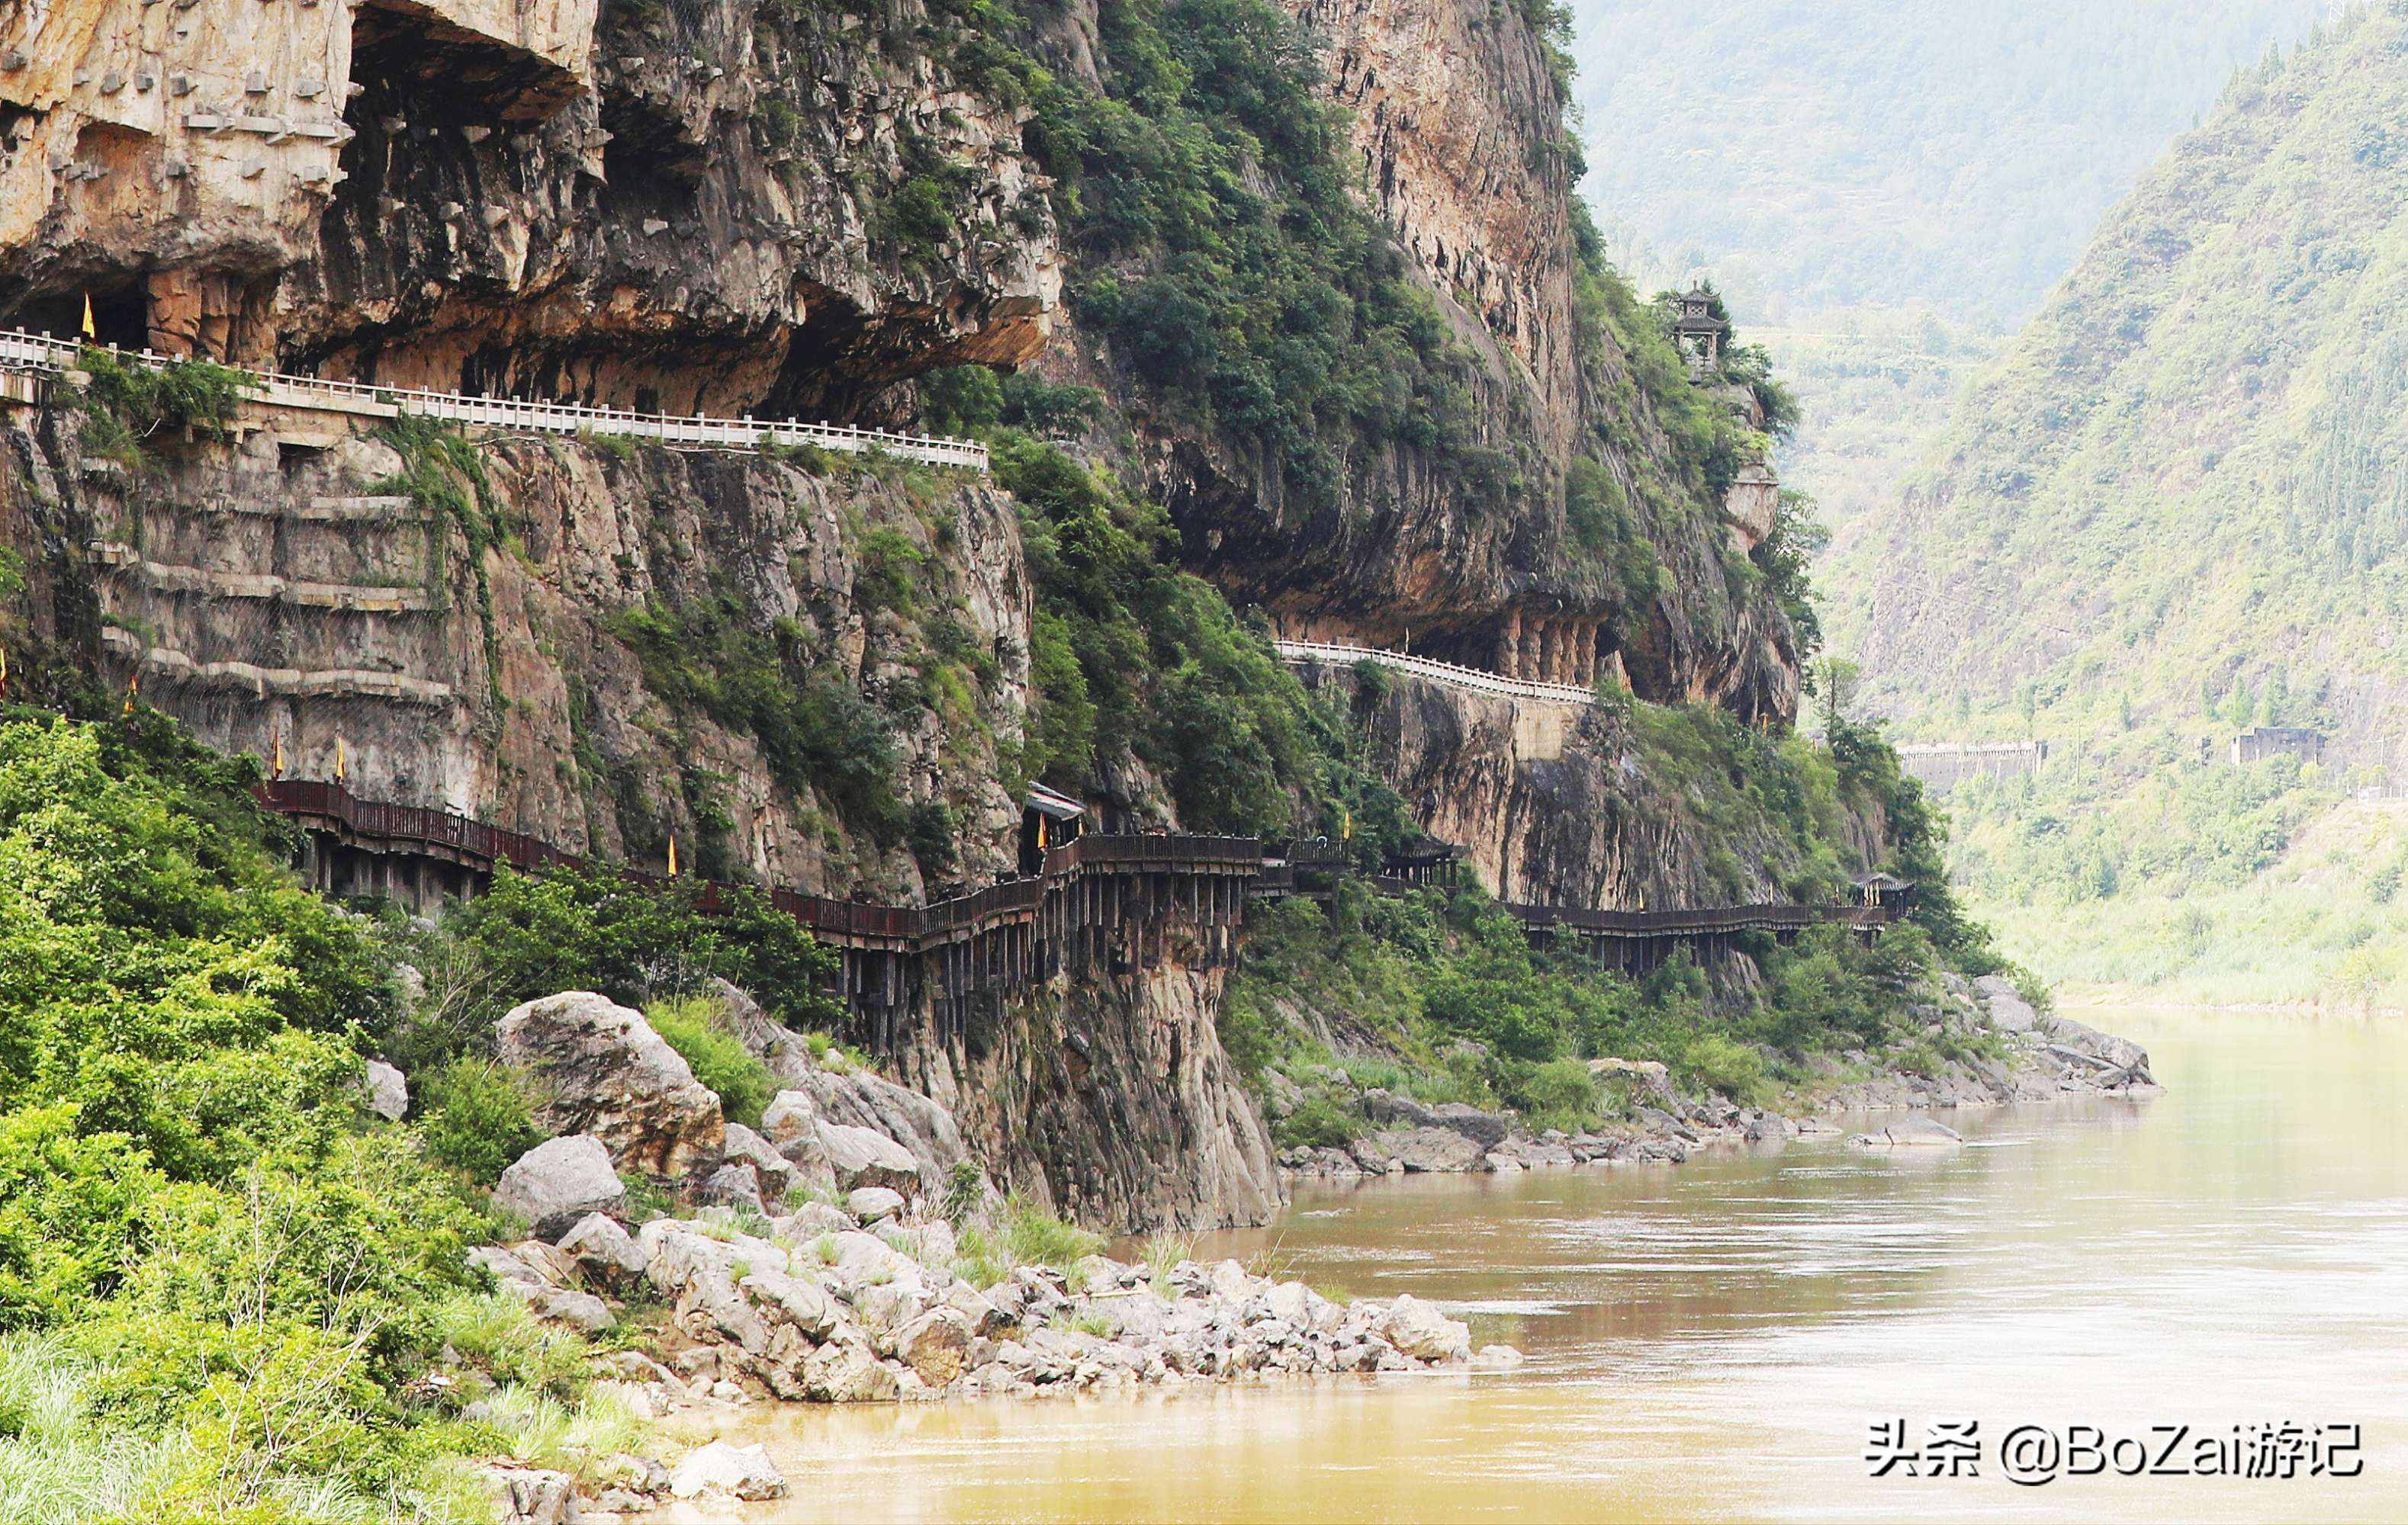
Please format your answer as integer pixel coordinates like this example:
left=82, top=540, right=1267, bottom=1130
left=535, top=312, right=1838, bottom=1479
left=257, top=779, right=1261, bottom=953
left=256, top=778, right=1902, bottom=1025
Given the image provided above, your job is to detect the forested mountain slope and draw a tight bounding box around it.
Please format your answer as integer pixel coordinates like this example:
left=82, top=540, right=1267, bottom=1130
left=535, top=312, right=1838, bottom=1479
left=1831, top=7, right=2408, bottom=782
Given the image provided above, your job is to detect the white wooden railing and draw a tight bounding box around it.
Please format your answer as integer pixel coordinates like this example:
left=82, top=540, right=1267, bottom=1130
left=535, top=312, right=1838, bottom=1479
left=0, top=329, right=989, bottom=471
left=1272, top=637, right=1596, bottom=706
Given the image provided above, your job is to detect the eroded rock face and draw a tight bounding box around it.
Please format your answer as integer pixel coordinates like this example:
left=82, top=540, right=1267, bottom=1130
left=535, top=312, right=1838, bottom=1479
left=818, top=1123, right=921, bottom=1197
left=1288, top=660, right=1850, bottom=909
left=496, top=993, right=725, bottom=1177
left=14, top=426, right=1035, bottom=904
left=2, top=0, right=1058, bottom=414
left=902, top=955, right=1284, bottom=1234
left=1289, top=0, right=1581, bottom=438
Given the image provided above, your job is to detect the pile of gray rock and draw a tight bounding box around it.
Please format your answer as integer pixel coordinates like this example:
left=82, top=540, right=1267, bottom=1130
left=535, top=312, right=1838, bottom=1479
left=458, top=986, right=1509, bottom=1399
left=1819, top=974, right=2158, bottom=1112
left=1271, top=1063, right=1799, bottom=1180
left=532, top=1204, right=1512, bottom=1410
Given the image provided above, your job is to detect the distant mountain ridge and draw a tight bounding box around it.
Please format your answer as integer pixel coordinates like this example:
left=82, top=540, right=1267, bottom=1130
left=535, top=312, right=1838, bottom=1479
left=1568, top=0, right=2333, bottom=325
left=1828, top=5, right=2408, bottom=782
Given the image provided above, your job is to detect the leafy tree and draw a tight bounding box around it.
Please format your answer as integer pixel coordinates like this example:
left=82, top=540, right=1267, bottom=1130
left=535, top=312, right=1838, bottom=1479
left=432, top=862, right=841, bottom=1041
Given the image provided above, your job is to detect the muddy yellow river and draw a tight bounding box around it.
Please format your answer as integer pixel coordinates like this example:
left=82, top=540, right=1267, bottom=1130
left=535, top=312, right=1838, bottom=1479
left=683, top=1010, right=2408, bottom=1522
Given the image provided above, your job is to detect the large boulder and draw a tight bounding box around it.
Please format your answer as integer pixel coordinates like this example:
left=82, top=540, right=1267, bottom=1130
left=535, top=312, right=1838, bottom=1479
left=1373, top=1126, right=1486, bottom=1173
left=798, top=1063, right=976, bottom=1196
left=2040, top=1013, right=2155, bottom=1084
left=1361, top=1090, right=1509, bottom=1149
left=759, top=1090, right=838, bottom=1194
left=1381, top=1294, right=1471, bottom=1362
left=484, top=1465, right=580, bottom=1525
left=1588, top=1056, right=1678, bottom=1103
left=493, top=1135, right=625, bottom=1241
left=721, top=1122, right=799, bottom=1199
left=819, top=1121, right=921, bottom=1195
left=895, top=1307, right=975, bottom=1387
left=846, top=1186, right=906, bottom=1223
left=696, top=1162, right=768, bottom=1218
left=669, top=1442, right=789, bottom=1502
left=362, top=1059, right=409, bottom=1122
left=1972, top=974, right=2041, bottom=1034
left=497, top=992, right=725, bottom=1177
left=801, top=1331, right=902, bottom=1401
left=558, top=1212, right=649, bottom=1284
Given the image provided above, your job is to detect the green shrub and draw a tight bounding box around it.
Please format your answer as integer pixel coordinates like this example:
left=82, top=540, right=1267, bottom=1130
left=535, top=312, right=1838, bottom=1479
left=1271, top=1093, right=1360, bottom=1150
left=605, top=595, right=909, bottom=843
left=1678, top=1034, right=1773, bottom=1108
left=427, top=1291, right=590, bottom=1400
left=1495, top=1058, right=1603, bottom=1134
left=0, top=1106, right=153, bottom=1329
left=938, top=1161, right=986, bottom=1225
left=0, top=557, right=683, bottom=1520
left=418, top=1058, right=545, bottom=1183
left=69, top=347, right=249, bottom=465
left=646, top=997, right=776, bottom=1129
left=434, top=862, right=839, bottom=1037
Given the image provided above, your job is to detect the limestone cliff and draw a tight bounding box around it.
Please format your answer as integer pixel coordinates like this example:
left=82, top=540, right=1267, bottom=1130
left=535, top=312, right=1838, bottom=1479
left=5, top=401, right=1035, bottom=899
left=0, top=0, right=1827, bottom=1234
left=3, top=0, right=1055, bottom=414
left=1291, top=657, right=1886, bottom=909
left=900, top=955, right=1281, bottom=1234
left=1018, top=0, right=1800, bottom=727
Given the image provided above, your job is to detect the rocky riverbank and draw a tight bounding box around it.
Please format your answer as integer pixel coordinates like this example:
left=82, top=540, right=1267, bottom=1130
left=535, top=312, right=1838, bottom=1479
left=447, top=984, right=1504, bottom=1520
left=1269, top=972, right=2160, bottom=1180
left=442, top=971, right=2150, bottom=1520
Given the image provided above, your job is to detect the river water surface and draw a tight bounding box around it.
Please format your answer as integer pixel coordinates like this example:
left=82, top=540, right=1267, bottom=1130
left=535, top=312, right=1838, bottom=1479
left=699, top=1010, right=2408, bottom=1522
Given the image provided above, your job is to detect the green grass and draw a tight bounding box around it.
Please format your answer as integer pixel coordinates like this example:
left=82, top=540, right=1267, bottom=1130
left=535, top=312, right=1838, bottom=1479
left=952, top=1197, right=1105, bottom=1289
left=646, top=996, right=777, bottom=1129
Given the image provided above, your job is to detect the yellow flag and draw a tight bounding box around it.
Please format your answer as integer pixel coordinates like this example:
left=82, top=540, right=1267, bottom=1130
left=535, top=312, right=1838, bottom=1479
left=272, top=732, right=284, bottom=778
left=1340, top=805, right=1352, bottom=841
left=81, top=294, right=95, bottom=339
left=334, top=733, right=346, bottom=782
left=668, top=833, right=680, bottom=878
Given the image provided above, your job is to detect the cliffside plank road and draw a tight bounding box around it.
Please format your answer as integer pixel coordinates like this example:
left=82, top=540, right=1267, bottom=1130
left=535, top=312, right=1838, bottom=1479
left=259, top=779, right=1900, bottom=1052
left=0, top=330, right=992, bottom=470
left=1270, top=637, right=1599, bottom=706
left=2, top=332, right=1898, bottom=1039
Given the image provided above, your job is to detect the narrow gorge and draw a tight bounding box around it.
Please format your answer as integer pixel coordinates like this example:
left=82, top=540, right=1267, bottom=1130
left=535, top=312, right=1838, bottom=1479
left=0, top=0, right=2089, bottom=1516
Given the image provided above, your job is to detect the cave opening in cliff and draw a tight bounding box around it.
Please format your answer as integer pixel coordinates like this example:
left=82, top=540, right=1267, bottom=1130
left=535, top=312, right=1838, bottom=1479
left=11, top=283, right=146, bottom=350
left=349, top=0, right=578, bottom=123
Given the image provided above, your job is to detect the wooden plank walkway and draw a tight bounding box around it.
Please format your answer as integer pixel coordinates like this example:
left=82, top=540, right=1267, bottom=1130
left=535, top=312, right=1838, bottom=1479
left=257, top=778, right=1894, bottom=1009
